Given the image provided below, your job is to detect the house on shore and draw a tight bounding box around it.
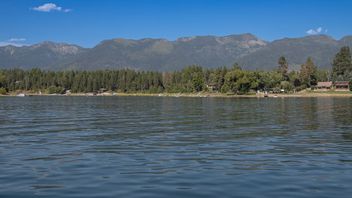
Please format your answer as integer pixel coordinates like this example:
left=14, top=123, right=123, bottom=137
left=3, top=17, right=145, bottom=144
left=334, top=81, right=350, bottom=91
left=316, top=81, right=333, bottom=90
left=315, top=81, right=350, bottom=91
left=98, top=88, right=108, bottom=94
left=206, top=83, right=218, bottom=92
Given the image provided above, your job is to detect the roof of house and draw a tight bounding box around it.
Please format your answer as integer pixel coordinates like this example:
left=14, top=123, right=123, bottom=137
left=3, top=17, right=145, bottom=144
left=317, top=81, right=332, bottom=87
left=335, top=81, right=349, bottom=86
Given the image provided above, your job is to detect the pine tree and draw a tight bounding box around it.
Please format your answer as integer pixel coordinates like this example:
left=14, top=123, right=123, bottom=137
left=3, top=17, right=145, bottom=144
left=300, top=57, right=317, bottom=87
left=333, top=46, right=352, bottom=78
left=278, top=56, right=289, bottom=81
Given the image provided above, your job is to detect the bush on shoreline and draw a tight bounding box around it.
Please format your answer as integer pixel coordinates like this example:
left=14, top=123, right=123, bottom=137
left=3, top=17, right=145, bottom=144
left=47, top=86, right=65, bottom=94
left=0, top=87, right=7, bottom=95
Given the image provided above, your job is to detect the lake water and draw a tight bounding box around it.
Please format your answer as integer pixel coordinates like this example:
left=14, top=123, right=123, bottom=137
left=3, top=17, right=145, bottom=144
left=1, top=96, right=352, bottom=197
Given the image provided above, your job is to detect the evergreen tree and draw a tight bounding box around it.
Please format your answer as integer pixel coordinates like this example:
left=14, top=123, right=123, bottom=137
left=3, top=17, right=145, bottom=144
left=300, top=57, right=317, bottom=87
left=0, top=71, right=5, bottom=88
left=278, top=56, right=289, bottom=80
left=333, top=46, right=352, bottom=79
left=182, top=66, right=204, bottom=92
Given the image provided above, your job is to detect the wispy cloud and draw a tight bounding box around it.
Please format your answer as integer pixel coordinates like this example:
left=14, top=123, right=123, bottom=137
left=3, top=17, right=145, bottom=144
left=306, top=27, right=326, bottom=35
left=8, top=38, right=26, bottom=42
left=32, top=3, right=71, bottom=13
left=0, top=38, right=28, bottom=47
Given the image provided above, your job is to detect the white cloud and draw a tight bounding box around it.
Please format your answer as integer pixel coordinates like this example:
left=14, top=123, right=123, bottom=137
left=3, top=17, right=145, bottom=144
left=0, top=38, right=28, bottom=47
left=32, top=3, right=71, bottom=12
left=306, top=27, right=325, bottom=35
left=8, top=38, right=26, bottom=42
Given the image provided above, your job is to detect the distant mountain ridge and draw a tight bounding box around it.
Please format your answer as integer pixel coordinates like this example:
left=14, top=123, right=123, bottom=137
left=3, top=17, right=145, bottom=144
left=0, top=41, right=87, bottom=70
left=1, top=34, right=352, bottom=71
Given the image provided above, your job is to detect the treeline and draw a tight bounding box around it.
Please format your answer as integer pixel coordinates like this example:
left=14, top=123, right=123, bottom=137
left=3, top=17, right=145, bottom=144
left=0, top=69, right=164, bottom=94
left=0, top=46, right=352, bottom=94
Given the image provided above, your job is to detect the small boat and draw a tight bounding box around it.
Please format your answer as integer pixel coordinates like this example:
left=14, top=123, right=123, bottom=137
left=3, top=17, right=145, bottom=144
left=16, top=93, right=26, bottom=97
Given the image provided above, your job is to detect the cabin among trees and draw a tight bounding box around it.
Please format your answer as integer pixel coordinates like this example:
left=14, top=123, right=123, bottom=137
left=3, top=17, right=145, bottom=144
left=314, top=45, right=352, bottom=92
left=315, top=81, right=350, bottom=91
left=206, top=83, right=218, bottom=92
left=335, top=81, right=350, bottom=91
left=316, top=81, right=333, bottom=90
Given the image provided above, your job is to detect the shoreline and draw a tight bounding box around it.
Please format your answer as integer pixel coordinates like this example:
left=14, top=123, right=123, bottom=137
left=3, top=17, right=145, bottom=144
left=1, top=91, right=352, bottom=98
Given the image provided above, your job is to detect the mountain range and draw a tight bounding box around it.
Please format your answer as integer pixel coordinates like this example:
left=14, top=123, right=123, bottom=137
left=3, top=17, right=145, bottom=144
left=1, top=33, right=352, bottom=71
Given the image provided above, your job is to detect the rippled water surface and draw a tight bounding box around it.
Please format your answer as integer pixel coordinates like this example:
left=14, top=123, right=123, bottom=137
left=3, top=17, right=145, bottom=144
left=1, top=96, right=352, bottom=197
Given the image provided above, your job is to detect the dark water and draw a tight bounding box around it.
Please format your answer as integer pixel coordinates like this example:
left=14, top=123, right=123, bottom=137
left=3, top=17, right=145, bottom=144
left=1, top=96, right=352, bottom=198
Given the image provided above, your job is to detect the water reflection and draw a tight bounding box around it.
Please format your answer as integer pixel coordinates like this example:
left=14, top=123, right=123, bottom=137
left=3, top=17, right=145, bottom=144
left=331, top=98, right=352, bottom=142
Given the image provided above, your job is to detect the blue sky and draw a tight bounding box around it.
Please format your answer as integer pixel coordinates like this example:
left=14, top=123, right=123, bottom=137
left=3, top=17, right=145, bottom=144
left=1, top=0, right=352, bottom=47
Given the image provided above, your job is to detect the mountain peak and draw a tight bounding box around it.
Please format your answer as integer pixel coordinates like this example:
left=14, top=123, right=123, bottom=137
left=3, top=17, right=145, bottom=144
left=28, top=41, right=83, bottom=56
left=339, top=36, right=352, bottom=46
left=304, top=34, right=335, bottom=41
left=176, top=36, right=197, bottom=42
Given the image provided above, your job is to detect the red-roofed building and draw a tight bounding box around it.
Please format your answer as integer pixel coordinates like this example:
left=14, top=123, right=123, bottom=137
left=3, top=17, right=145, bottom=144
left=316, top=81, right=333, bottom=90
left=334, top=81, right=350, bottom=91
